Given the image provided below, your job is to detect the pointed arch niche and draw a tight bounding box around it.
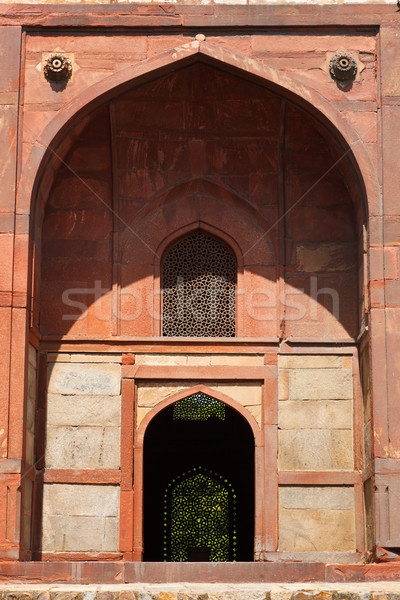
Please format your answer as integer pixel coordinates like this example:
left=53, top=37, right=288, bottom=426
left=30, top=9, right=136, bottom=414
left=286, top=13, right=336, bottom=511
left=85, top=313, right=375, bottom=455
left=28, top=40, right=371, bottom=565
left=161, top=228, right=238, bottom=338
left=129, top=384, right=265, bottom=562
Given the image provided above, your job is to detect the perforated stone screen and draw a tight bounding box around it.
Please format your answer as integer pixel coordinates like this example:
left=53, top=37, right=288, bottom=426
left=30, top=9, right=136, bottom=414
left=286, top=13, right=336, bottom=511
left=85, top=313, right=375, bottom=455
left=162, top=232, right=236, bottom=337
left=173, top=392, right=225, bottom=421
left=164, top=466, right=237, bottom=562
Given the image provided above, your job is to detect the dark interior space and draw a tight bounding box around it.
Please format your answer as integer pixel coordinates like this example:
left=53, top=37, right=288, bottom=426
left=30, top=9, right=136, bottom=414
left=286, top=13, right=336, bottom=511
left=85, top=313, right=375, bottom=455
left=143, top=397, right=255, bottom=561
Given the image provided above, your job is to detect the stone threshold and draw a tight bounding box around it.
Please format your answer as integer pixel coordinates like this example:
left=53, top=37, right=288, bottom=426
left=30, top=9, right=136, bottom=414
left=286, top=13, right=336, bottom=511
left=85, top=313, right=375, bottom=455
left=0, top=563, right=400, bottom=585
left=3, top=583, right=400, bottom=600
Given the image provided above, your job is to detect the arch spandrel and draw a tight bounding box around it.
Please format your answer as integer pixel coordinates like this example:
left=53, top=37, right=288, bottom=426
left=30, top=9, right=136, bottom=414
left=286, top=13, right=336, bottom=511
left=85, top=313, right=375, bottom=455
left=136, top=384, right=263, bottom=447
left=27, top=39, right=375, bottom=226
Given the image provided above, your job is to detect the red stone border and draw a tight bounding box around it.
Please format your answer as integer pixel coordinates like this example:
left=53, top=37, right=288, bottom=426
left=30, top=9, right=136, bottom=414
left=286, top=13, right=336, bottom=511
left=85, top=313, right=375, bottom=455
left=1, top=561, right=400, bottom=583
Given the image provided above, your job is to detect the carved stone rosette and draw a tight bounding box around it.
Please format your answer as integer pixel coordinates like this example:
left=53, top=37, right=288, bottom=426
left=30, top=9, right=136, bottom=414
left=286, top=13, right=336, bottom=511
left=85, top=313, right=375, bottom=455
left=43, top=53, right=73, bottom=82
left=329, top=51, right=358, bottom=82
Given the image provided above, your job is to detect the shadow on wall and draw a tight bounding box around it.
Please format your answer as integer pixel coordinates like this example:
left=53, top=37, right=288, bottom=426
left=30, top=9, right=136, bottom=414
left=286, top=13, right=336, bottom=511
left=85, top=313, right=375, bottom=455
left=38, top=62, right=363, bottom=340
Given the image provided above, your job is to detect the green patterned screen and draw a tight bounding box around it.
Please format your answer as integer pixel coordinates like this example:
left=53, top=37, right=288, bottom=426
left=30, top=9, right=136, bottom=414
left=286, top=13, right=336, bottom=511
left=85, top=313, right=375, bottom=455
left=173, top=392, right=225, bottom=421
left=163, top=466, right=237, bottom=562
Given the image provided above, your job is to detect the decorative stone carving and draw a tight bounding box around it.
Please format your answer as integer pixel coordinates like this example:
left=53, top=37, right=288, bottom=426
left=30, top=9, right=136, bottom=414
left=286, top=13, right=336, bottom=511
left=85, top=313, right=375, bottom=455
left=329, top=51, right=358, bottom=82
left=43, top=53, right=72, bottom=82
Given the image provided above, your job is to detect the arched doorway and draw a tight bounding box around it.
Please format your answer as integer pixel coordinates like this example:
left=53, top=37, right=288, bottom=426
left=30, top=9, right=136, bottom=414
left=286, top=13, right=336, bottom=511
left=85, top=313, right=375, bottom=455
left=143, top=392, right=254, bottom=561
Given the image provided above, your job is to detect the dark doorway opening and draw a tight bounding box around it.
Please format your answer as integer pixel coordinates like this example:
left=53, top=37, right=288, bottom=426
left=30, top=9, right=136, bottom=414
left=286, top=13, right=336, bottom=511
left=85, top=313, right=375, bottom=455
left=143, top=393, right=255, bottom=561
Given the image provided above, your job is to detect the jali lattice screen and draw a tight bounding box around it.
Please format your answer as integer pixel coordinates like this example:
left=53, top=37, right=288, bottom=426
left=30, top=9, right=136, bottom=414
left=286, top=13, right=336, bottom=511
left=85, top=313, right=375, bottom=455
left=164, top=466, right=237, bottom=562
left=173, top=392, right=225, bottom=421
left=162, top=232, right=236, bottom=337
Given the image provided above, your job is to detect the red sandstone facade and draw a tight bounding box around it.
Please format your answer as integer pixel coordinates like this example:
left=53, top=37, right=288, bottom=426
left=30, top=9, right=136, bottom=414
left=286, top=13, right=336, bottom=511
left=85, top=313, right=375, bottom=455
left=0, top=3, right=400, bottom=581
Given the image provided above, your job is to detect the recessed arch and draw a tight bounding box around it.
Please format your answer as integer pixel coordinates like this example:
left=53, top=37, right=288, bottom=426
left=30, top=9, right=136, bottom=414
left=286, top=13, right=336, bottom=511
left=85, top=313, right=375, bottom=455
left=133, top=384, right=263, bottom=561
left=27, top=39, right=376, bottom=229
left=136, top=384, right=263, bottom=446
left=139, top=385, right=258, bottom=561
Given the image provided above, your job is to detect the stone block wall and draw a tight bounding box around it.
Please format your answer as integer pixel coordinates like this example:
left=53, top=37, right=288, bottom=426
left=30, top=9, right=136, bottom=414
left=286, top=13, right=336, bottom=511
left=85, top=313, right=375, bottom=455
left=278, top=355, right=354, bottom=471
left=136, top=353, right=264, bottom=428
left=46, top=357, right=121, bottom=469
left=22, top=345, right=37, bottom=551
left=279, top=486, right=355, bottom=552
left=277, top=354, right=357, bottom=554
left=42, top=355, right=122, bottom=552
left=42, top=484, right=119, bottom=551
left=38, top=350, right=361, bottom=558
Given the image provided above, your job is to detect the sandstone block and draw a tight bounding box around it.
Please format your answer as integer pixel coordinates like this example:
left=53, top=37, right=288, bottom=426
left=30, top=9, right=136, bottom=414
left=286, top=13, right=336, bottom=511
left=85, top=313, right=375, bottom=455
left=47, top=353, right=71, bottom=363
left=47, top=394, right=121, bottom=426
left=25, top=430, right=34, bottom=465
left=342, top=356, right=353, bottom=369
left=279, top=486, right=354, bottom=510
left=296, top=243, right=356, bottom=273
left=278, top=429, right=353, bottom=470
left=210, top=354, right=264, bottom=366
left=137, top=406, right=151, bottom=427
left=26, top=363, right=36, bottom=431
left=46, top=426, right=120, bottom=469
left=293, top=592, right=332, bottom=600
left=43, top=483, right=119, bottom=517
left=134, top=354, right=187, bottom=366
left=279, top=507, right=355, bottom=552
left=28, top=344, right=37, bottom=369
left=186, top=355, right=212, bottom=366
left=137, top=383, right=189, bottom=408
left=278, top=355, right=342, bottom=370
left=246, top=404, right=262, bottom=426
left=278, top=400, right=352, bottom=430
left=48, top=363, right=121, bottom=396
left=70, top=354, right=122, bottom=363
left=278, top=370, right=289, bottom=401
left=290, top=368, right=353, bottom=400
left=42, top=515, right=119, bottom=552
left=48, top=594, right=81, bottom=600
left=214, top=384, right=262, bottom=407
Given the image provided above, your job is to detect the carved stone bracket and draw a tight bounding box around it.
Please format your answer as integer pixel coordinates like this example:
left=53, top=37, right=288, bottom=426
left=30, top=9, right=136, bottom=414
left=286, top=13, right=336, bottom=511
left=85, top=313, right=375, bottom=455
left=329, top=51, right=358, bottom=82
left=323, top=49, right=365, bottom=86
left=43, top=53, right=73, bottom=83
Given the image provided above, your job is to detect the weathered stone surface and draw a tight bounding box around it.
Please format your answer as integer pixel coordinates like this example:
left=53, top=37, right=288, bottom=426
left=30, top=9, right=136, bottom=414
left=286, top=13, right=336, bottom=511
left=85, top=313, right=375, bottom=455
left=247, top=404, right=262, bottom=425
left=292, top=592, right=333, bottom=600
left=70, top=354, right=122, bottom=363
left=28, top=344, right=36, bottom=369
left=47, top=363, right=121, bottom=395
left=279, top=507, right=355, bottom=552
left=186, top=355, right=212, bottom=366
left=210, top=354, right=264, bottom=366
left=278, top=356, right=343, bottom=370
left=46, top=425, right=120, bottom=469
left=134, top=354, right=264, bottom=366
left=278, top=370, right=289, bottom=401
left=279, top=486, right=354, bottom=510
left=296, top=243, right=356, bottom=273
left=47, top=353, right=71, bottom=363
left=47, top=394, right=121, bottom=426
left=137, top=383, right=189, bottom=408
left=42, top=515, right=119, bottom=552
left=43, top=484, right=119, bottom=516
left=137, top=383, right=262, bottom=408
left=25, top=429, right=34, bottom=465
left=278, top=400, right=352, bottom=430
left=278, top=429, right=354, bottom=470
left=290, top=369, right=353, bottom=400
left=214, top=384, right=262, bottom=407
left=137, top=382, right=262, bottom=427
left=26, top=361, right=36, bottom=432
left=135, top=354, right=187, bottom=366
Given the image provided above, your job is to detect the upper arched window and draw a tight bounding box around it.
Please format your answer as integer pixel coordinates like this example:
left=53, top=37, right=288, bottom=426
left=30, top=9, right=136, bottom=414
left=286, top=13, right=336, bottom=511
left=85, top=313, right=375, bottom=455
left=162, top=231, right=236, bottom=337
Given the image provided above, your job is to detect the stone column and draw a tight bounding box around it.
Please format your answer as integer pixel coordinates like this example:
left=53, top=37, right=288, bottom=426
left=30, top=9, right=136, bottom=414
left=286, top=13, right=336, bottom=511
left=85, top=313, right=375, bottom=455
left=0, top=25, right=27, bottom=560
left=372, top=24, right=400, bottom=549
